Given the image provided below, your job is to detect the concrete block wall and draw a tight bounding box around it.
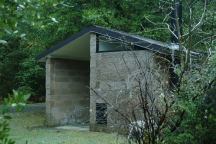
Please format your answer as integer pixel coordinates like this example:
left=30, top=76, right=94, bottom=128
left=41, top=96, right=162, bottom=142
left=46, top=58, right=90, bottom=126
left=44, top=33, right=170, bottom=131
left=89, top=33, right=170, bottom=131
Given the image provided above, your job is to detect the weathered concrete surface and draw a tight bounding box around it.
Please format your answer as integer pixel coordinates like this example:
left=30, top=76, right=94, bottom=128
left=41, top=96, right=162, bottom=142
left=46, top=59, right=90, bottom=126
left=45, top=33, right=170, bottom=132
left=89, top=34, right=170, bottom=131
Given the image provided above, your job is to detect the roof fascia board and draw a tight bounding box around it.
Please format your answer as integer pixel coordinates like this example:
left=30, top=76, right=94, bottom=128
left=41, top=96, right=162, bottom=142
left=91, top=26, right=172, bottom=54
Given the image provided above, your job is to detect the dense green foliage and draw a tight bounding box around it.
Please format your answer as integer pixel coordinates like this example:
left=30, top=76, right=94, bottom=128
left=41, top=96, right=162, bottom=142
left=0, top=0, right=170, bottom=99
left=163, top=53, right=216, bottom=144
left=0, top=0, right=215, bottom=143
left=1, top=0, right=215, bottom=98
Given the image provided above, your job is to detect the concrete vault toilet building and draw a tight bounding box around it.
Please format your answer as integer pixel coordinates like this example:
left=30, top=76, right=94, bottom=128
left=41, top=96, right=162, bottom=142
left=37, top=25, right=178, bottom=131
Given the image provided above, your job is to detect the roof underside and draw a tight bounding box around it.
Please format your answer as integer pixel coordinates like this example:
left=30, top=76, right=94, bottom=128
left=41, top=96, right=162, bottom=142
left=45, top=33, right=90, bottom=61
left=37, top=25, right=179, bottom=62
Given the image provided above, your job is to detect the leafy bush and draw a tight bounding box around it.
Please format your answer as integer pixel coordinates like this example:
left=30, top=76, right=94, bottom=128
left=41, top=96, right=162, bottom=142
left=0, top=36, right=27, bottom=98
left=0, top=115, right=15, bottom=144
left=0, top=88, right=31, bottom=144
left=163, top=53, right=216, bottom=144
left=0, top=35, right=45, bottom=100
left=4, top=89, right=31, bottom=112
left=16, top=56, right=45, bottom=101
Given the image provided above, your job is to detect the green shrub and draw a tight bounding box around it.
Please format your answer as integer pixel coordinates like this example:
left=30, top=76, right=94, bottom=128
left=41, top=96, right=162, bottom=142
left=0, top=88, right=31, bottom=144
left=0, top=36, right=27, bottom=99
left=163, top=53, right=216, bottom=144
left=0, top=115, right=15, bottom=144
left=3, top=89, right=31, bottom=112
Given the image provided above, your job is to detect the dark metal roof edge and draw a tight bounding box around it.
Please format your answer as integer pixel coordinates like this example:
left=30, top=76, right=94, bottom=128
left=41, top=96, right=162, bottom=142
left=36, top=25, right=175, bottom=61
left=91, top=26, right=172, bottom=55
